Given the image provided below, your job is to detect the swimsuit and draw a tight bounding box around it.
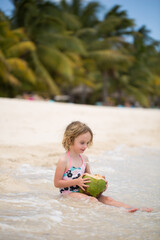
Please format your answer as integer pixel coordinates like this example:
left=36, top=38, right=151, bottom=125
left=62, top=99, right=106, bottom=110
left=59, top=151, right=86, bottom=195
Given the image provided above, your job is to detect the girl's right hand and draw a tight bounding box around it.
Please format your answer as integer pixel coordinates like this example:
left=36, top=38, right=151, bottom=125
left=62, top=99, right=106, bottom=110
left=76, top=175, right=90, bottom=191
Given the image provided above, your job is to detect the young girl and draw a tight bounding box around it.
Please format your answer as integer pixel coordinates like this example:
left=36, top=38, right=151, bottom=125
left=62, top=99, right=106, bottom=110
left=54, top=121, right=152, bottom=213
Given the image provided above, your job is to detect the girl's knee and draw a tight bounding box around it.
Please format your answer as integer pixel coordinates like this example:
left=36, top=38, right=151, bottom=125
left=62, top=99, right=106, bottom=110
left=89, top=196, right=98, bottom=202
left=107, top=197, right=114, bottom=202
left=98, top=195, right=114, bottom=204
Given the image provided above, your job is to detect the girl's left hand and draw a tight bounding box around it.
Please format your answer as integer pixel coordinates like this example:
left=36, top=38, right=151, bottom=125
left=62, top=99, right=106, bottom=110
left=95, top=174, right=108, bottom=191
left=102, top=176, right=108, bottom=191
left=104, top=181, right=108, bottom=191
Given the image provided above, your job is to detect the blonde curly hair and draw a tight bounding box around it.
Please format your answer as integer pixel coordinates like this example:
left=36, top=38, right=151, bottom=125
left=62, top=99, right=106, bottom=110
left=62, top=121, right=93, bottom=150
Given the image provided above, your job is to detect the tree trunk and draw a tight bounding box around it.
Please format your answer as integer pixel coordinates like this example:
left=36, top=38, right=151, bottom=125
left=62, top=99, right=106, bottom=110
left=102, top=71, right=108, bottom=105
left=81, top=84, right=87, bottom=104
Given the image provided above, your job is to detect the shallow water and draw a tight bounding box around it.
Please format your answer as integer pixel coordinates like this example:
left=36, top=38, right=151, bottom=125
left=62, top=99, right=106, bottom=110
left=0, top=146, right=160, bottom=240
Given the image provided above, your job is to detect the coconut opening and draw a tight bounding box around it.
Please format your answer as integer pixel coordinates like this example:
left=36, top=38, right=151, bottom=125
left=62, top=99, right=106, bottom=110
left=84, top=173, right=104, bottom=180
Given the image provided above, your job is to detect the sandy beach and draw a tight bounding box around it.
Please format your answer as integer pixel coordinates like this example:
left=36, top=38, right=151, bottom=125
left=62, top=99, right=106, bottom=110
left=0, top=98, right=160, bottom=240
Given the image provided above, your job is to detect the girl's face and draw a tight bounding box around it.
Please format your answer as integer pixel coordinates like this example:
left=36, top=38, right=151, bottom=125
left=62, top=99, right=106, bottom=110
left=70, top=131, right=92, bottom=154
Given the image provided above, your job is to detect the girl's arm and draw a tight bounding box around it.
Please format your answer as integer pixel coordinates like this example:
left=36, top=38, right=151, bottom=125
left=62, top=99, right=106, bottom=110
left=54, top=156, right=90, bottom=191
left=84, top=156, right=91, bottom=174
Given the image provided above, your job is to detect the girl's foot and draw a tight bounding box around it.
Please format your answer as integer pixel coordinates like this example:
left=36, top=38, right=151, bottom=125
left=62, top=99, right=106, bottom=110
left=127, top=207, right=153, bottom=213
left=140, top=208, right=153, bottom=212
left=127, top=208, right=139, bottom=213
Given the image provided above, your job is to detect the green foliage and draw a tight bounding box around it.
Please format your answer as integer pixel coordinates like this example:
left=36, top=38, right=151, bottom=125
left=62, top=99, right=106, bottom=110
left=30, top=51, right=60, bottom=95
left=7, top=58, right=36, bottom=84
left=6, top=41, right=36, bottom=58
left=89, top=50, right=133, bottom=70
left=60, top=12, right=81, bottom=30
left=0, top=0, right=159, bottom=106
left=38, top=45, right=73, bottom=80
left=0, top=50, right=20, bottom=85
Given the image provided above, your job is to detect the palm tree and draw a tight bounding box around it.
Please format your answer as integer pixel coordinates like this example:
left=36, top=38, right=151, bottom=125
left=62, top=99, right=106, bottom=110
left=58, top=0, right=102, bottom=103
left=85, top=5, right=135, bottom=104
left=12, top=0, right=95, bottom=98
left=11, top=0, right=71, bottom=95
left=0, top=12, right=37, bottom=96
left=126, top=26, right=160, bottom=107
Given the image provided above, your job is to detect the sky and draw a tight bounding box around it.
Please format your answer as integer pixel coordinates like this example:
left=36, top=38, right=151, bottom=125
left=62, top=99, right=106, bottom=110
left=0, top=0, right=160, bottom=40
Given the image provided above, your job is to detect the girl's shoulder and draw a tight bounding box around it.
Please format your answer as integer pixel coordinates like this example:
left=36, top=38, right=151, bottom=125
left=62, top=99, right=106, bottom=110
left=58, top=153, right=68, bottom=165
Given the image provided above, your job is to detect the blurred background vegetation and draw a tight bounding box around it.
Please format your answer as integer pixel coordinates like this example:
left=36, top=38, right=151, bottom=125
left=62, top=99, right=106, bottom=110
left=0, top=0, right=160, bottom=107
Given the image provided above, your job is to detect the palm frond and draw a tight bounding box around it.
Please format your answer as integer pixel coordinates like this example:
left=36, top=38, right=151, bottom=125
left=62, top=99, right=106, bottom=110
left=6, top=41, right=36, bottom=58
left=39, top=33, right=86, bottom=55
left=0, top=21, right=19, bottom=49
left=89, top=50, right=133, bottom=70
left=60, top=0, right=69, bottom=10
left=69, top=0, right=82, bottom=16
left=7, top=73, right=21, bottom=86
left=30, top=51, right=60, bottom=95
left=153, top=75, right=160, bottom=86
left=38, top=45, right=74, bottom=80
left=81, top=1, right=100, bottom=27
left=76, top=28, right=96, bottom=40
left=88, top=36, right=124, bottom=51
left=97, top=16, right=122, bottom=37
left=65, top=52, right=82, bottom=66
left=28, top=15, right=65, bottom=38
left=7, top=58, right=36, bottom=84
left=12, top=28, right=27, bottom=41
left=61, top=12, right=81, bottom=30
left=0, top=50, right=21, bottom=86
left=126, top=85, right=149, bottom=107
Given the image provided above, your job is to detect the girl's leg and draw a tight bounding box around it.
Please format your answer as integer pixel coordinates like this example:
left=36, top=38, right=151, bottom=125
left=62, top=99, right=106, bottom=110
left=98, top=195, right=138, bottom=212
left=67, top=193, right=137, bottom=211
left=67, top=192, right=98, bottom=203
left=64, top=193, right=152, bottom=212
left=98, top=195, right=152, bottom=212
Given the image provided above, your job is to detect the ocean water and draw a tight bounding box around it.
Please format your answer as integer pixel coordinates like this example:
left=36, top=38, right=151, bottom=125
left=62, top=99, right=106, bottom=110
left=0, top=146, right=160, bottom=240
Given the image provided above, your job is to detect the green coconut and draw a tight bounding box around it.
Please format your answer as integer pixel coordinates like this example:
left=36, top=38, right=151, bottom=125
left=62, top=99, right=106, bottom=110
left=79, top=173, right=106, bottom=198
